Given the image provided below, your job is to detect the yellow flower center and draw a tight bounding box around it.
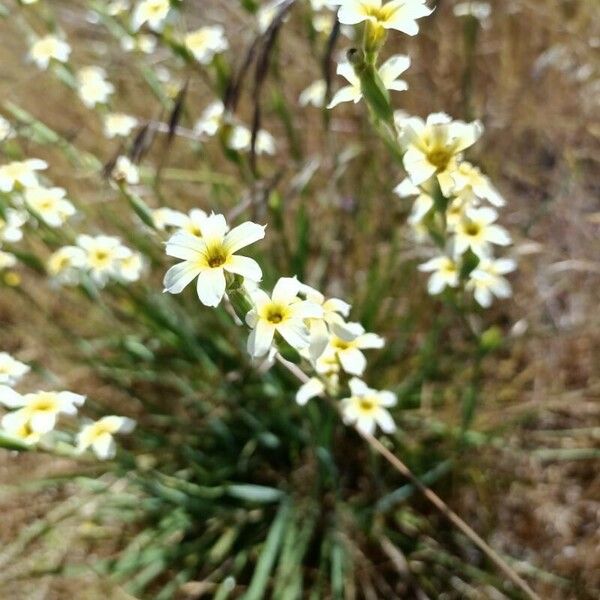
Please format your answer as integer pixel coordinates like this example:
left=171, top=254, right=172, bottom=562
left=90, top=249, right=112, bottom=267
left=206, top=250, right=226, bottom=268
left=332, top=337, right=352, bottom=351
left=30, top=394, right=58, bottom=413
left=464, top=222, right=481, bottom=237
left=427, top=148, right=452, bottom=171
left=363, top=2, right=398, bottom=22
left=358, top=396, right=377, bottom=412
left=262, top=302, right=291, bottom=325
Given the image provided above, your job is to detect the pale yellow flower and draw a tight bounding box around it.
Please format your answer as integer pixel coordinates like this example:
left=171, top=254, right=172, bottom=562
left=336, top=0, right=432, bottom=36
left=245, top=277, right=323, bottom=357
left=0, top=353, right=29, bottom=385
left=0, top=158, right=47, bottom=192
left=401, top=113, right=482, bottom=195
left=104, top=113, right=139, bottom=138
left=0, top=390, right=85, bottom=435
left=131, top=0, right=170, bottom=31
left=29, top=35, right=71, bottom=69
left=77, top=66, right=114, bottom=108
left=164, top=213, right=265, bottom=307
left=184, top=26, right=228, bottom=64
left=341, top=377, right=397, bottom=435
left=24, top=186, right=76, bottom=227
left=418, top=255, right=460, bottom=294
left=77, top=415, right=135, bottom=459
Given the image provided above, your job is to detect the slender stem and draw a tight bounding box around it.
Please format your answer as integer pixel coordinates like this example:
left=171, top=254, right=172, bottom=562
left=274, top=353, right=541, bottom=600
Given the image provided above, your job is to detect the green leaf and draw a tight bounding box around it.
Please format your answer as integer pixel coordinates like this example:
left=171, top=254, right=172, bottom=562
left=227, top=484, right=284, bottom=504
left=242, top=500, right=291, bottom=600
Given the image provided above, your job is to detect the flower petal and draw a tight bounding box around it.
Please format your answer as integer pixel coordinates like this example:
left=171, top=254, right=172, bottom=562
left=224, top=255, right=262, bottom=281
left=163, top=261, right=202, bottom=294
left=196, top=267, right=226, bottom=307
left=223, top=221, right=266, bottom=254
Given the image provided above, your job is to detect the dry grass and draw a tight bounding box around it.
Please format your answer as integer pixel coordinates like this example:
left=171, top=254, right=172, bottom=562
left=0, top=0, right=598, bottom=597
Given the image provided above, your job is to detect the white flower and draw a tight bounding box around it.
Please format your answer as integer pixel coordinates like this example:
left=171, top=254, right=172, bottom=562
left=77, top=66, right=114, bottom=108
left=112, top=156, right=139, bottom=184
left=418, top=255, right=460, bottom=294
left=1, top=409, right=41, bottom=445
left=0, top=208, right=27, bottom=243
left=163, top=213, right=265, bottom=307
left=1, top=390, right=85, bottom=435
left=245, top=277, right=323, bottom=357
left=341, top=377, right=397, bottom=435
left=453, top=207, right=511, bottom=258
left=299, top=80, right=327, bottom=107
left=184, top=26, right=229, bottom=64
left=0, top=251, right=17, bottom=271
left=151, top=207, right=187, bottom=231
left=336, top=0, right=432, bottom=36
left=194, top=101, right=225, bottom=137
left=401, top=113, right=483, bottom=195
left=47, top=246, right=86, bottom=285
left=467, top=257, right=516, bottom=307
left=77, top=415, right=135, bottom=459
left=24, top=186, right=76, bottom=227
left=0, top=158, right=47, bottom=192
left=0, top=353, right=30, bottom=385
left=131, top=0, right=170, bottom=31
left=29, top=35, right=71, bottom=69
left=228, top=126, right=276, bottom=155
left=104, top=113, right=139, bottom=138
left=77, top=234, right=132, bottom=285
left=322, top=321, right=384, bottom=376
left=115, top=250, right=144, bottom=282
left=451, top=161, right=505, bottom=207
left=328, top=54, right=410, bottom=108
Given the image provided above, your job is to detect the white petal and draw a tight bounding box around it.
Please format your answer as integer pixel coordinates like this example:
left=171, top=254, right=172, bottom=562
left=196, top=267, right=226, bottom=306
left=272, top=277, right=301, bottom=304
left=327, top=85, right=361, bottom=109
left=356, top=333, right=385, bottom=349
left=296, top=378, right=324, bottom=406
left=247, top=320, right=275, bottom=357
left=277, top=321, right=310, bottom=350
left=93, top=432, right=116, bottom=459
left=165, top=231, right=205, bottom=260
left=163, top=261, right=202, bottom=294
left=375, top=408, right=396, bottom=433
left=349, top=377, right=370, bottom=396
left=224, top=255, right=262, bottom=281
left=339, top=347, right=367, bottom=375
left=377, top=390, right=397, bottom=407
left=0, top=386, right=25, bottom=408
left=224, top=221, right=266, bottom=254
left=30, top=411, right=57, bottom=434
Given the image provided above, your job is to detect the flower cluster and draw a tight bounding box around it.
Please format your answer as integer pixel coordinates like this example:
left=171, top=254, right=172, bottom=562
left=163, top=212, right=396, bottom=436
left=325, top=2, right=516, bottom=308
left=48, top=235, right=143, bottom=287
left=0, top=352, right=134, bottom=459
left=396, top=114, right=516, bottom=307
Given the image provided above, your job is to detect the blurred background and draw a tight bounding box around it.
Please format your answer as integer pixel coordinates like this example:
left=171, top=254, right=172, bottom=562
left=0, top=0, right=598, bottom=598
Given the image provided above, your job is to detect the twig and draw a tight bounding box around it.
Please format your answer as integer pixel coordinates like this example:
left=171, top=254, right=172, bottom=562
left=274, top=353, right=541, bottom=600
